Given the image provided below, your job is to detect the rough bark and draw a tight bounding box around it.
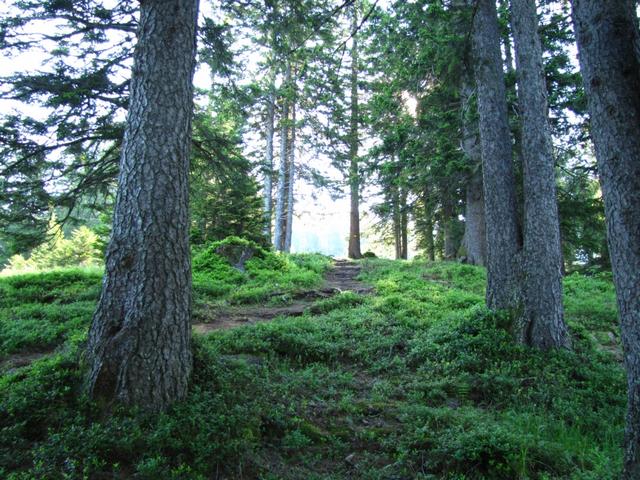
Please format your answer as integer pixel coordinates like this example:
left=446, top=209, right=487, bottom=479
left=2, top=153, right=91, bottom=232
left=472, top=0, right=522, bottom=310
left=284, top=101, right=296, bottom=253
left=348, top=3, right=362, bottom=259
left=86, top=0, right=198, bottom=412
left=273, top=62, right=291, bottom=252
left=263, top=73, right=276, bottom=243
left=570, top=1, right=640, bottom=476
left=511, top=0, right=570, bottom=349
left=464, top=168, right=486, bottom=266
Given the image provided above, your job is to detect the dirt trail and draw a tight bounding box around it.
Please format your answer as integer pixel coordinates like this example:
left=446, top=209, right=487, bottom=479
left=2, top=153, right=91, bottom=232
left=2, top=260, right=371, bottom=371
left=193, top=259, right=372, bottom=334
left=1, top=350, right=55, bottom=374
left=324, top=259, right=373, bottom=295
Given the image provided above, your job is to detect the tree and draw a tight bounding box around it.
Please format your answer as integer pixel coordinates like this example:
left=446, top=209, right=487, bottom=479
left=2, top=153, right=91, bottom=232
left=285, top=99, right=297, bottom=253
left=86, top=0, right=199, bottom=411
left=348, top=1, right=363, bottom=259
left=460, top=70, right=486, bottom=266
left=263, top=70, right=277, bottom=243
left=510, top=0, right=570, bottom=349
left=261, top=8, right=279, bottom=245
left=569, top=1, right=640, bottom=476
left=273, top=61, right=291, bottom=252
left=471, top=0, right=522, bottom=310
left=0, top=0, right=136, bottom=252
left=189, top=99, right=265, bottom=247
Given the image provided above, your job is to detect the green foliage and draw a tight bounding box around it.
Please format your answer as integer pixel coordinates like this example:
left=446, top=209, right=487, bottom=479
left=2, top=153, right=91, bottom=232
left=0, top=1, right=133, bottom=251
left=309, top=291, right=364, bottom=315
left=0, top=258, right=625, bottom=478
left=192, top=237, right=330, bottom=309
left=364, top=2, right=470, bottom=260
left=2, top=225, right=102, bottom=275
left=190, top=102, right=266, bottom=247
left=192, top=238, right=330, bottom=326
left=558, top=173, right=609, bottom=271
left=0, top=268, right=101, bottom=359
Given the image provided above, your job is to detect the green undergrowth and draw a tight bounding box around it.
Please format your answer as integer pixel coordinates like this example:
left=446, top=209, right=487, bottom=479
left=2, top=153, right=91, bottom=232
left=0, top=268, right=102, bottom=359
left=0, top=258, right=625, bottom=479
left=0, top=237, right=330, bottom=361
left=192, top=237, right=332, bottom=311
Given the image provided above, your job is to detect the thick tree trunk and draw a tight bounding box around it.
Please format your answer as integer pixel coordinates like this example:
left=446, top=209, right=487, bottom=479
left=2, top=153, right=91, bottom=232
left=464, top=169, right=486, bottom=266
left=348, top=3, right=362, bottom=259
left=274, top=62, right=291, bottom=252
left=570, top=1, right=640, bottom=476
left=285, top=101, right=296, bottom=253
left=511, top=0, right=570, bottom=349
left=472, top=0, right=522, bottom=310
left=263, top=74, right=276, bottom=243
left=86, top=0, right=198, bottom=412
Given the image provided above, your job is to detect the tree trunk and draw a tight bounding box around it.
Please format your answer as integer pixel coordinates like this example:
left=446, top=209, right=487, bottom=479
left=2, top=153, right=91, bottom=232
left=570, top=1, right=640, bottom=476
left=285, top=101, right=296, bottom=253
left=348, top=2, right=362, bottom=259
left=472, top=0, right=522, bottom=310
left=393, top=183, right=401, bottom=260
left=460, top=72, right=487, bottom=266
left=511, top=0, right=570, bottom=349
left=464, top=168, right=486, bottom=266
left=86, top=0, right=198, bottom=412
left=422, top=190, right=436, bottom=261
left=442, top=193, right=457, bottom=260
left=274, top=62, right=291, bottom=252
left=263, top=72, right=276, bottom=243
left=400, top=185, right=408, bottom=260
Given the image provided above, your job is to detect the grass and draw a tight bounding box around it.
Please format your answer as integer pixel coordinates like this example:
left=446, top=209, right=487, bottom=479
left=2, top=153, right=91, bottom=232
left=0, top=251, right=626, bottom=479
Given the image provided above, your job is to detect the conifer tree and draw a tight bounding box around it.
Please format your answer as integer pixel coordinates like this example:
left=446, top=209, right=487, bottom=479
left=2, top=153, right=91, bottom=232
left=570, top=0, right=640, bottom=475
left=86, top=0, right=198, bottom=411
left=510, top=0, right=570, bottom=349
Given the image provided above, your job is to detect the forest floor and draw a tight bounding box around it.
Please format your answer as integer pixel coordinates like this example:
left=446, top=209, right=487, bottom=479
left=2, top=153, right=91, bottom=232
left=193, top=259, right=373, bottom=334
left=0, top=252, right=627, bottom=479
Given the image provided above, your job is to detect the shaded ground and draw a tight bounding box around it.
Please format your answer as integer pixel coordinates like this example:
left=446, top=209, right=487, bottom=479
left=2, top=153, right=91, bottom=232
left=193, top=259, right=372, bottom=334
left=0, top=350, right=54, bottom=373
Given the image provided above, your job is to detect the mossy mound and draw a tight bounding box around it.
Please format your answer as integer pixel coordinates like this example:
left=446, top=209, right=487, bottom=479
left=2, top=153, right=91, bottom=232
left=193, top=237, right=287, bottom=276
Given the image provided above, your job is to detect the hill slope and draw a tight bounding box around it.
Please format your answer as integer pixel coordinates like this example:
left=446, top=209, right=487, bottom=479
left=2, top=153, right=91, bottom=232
left=0, top=256, right=624, bottom=479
